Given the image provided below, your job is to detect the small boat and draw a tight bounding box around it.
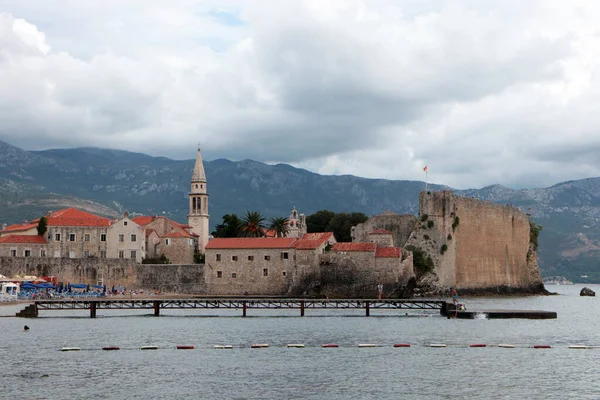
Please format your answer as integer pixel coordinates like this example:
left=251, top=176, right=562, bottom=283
left=251, top=343, right=269, bottom=348
left=102, top=346, right=120, bottom=351
left=321, top=343, right=339, bottom=348
left=287, top=344, right=305, bottom=348
left=176, top=345, right=195, bottom=350
left=60, top=347, right=81, bottom=352
left=140, top=345, right=159, bottom=350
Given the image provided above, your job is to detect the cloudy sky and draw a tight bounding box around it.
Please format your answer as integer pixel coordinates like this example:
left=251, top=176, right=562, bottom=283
left=1, top=0, right=600, bottom=189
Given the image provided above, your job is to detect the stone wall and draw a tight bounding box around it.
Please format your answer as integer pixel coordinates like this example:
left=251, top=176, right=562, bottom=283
left=0, top=257, right=206, bottom=294
left=405, top=191, right=545, bottom=293
left=352, top=212, right=417, bottom=247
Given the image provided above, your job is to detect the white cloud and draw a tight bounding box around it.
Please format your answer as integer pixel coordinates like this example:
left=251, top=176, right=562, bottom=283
left=1, top=1, right=600, bottom=188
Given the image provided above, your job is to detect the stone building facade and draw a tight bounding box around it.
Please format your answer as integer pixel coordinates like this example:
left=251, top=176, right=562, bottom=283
left=351, top=211, right=417, bottom=247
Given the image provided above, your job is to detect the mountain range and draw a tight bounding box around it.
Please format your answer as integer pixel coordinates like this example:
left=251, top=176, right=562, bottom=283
left=1, top=139, right=599, bottom=282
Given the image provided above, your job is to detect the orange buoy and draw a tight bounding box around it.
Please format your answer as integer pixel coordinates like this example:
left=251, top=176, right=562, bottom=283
left=102, top=346, right=120, bottom=351
left=321, top=343, right=339, bottom=348
left=177, top=345, right=195, bottom=350
left=393, top=343, right=411, bottom=347
left=470, top=344, right=486, bottom=348
left=533, top=345, right=551, bottom=349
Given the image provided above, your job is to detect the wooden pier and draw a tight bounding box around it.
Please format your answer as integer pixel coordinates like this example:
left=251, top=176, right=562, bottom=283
left=18, top=298, right=447, bottom=318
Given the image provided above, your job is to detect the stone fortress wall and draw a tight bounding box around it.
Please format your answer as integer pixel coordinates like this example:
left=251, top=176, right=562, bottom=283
left=405, top=191, right=544, bottom=293
left=351, top=212, right=417, bottom=247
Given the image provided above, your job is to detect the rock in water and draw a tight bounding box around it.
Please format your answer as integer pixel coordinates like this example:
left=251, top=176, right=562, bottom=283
left=580, top=287, right=595, bottom=296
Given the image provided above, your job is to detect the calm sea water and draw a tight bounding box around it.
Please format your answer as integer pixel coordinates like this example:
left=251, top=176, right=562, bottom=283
left=2, top=284, right=600, bottom=399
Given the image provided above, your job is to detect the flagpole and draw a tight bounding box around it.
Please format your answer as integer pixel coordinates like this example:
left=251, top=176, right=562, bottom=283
left=425, top=170, right=428, bottom=192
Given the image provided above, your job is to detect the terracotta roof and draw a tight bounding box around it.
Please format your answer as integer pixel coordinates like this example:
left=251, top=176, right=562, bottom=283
left=162, top=231, right=193, bottom=239
left=294, top=232, right=335, bottom=250
left=369, top=229, right=392, bottom=235
left=47, top=208, right=111, bottom=227
left=145, top=229, right=156, bottom=237
left=301, top=232, right=334, bottom=242
left=0, top=235, right=47, bottom=244
left=179, top=224, right=192, bottom=229
left=331, top=242, right=377, bottom=252
left=2, top=222, right=38, bottom=233
left=205, top=237, right=296, bottom=250
left=375, top=247, right=402, bottom=258
left=132, top=216, right=155, bottom=226
left=264, top=229, right=277, bottom=238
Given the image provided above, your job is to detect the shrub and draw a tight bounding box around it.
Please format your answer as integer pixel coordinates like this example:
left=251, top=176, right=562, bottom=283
left=447, top=234, right=452, bottom=240
left=142, top=254, right=171, bottom=264
left=420, top=214, right=429, bottom=222
left=427, top=220, right=434, bottom=229
left=405, top=246, right=435, bottom=275
left=440, top=244, right=448, bottom=254
left=193, top=251, right=205, bottom=264
left=452, top=216, right=460, bottom=231
left=424, top=234, right=430, bottom=241
left=530, top=221, right=543, bottom=250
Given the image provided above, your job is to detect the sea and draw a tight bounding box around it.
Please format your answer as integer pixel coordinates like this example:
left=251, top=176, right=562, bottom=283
left=1, top=284, right=599, bottom=400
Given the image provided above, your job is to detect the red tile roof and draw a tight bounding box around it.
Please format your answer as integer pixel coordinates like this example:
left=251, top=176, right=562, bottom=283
left=375, top=247, right=402, bottom=258
left=162, top=231, right=194, bottom=239
left=331, top=242, right=377, bottom=252
left=369, top=229, right=392, bottom=235
left=205, top=237, right=297, bottom=250
left=47, top=208, right=111, bottom=227
left=301, top=232, right=334, bottom=242
left=0, top=235, right=47, bottom=244
left=2, top=222, right=38, bottom=233
left=132, top=216, right=155, bottom=226
left=179, top=224, right=192, bottom=229
left=145, top=229, right=156, bottom=237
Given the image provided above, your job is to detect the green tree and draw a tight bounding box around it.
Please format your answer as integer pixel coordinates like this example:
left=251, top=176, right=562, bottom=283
left=306, top=210, right=335, bottom=233
left=325, top=212, right=369, bottom=242
left=212, top=214, right=242, bottom=238
left=36, top=216, right=48, bottom=236
left=241, top=211, right=266, bottom=237
left=270, top=217, right=290, bottom=237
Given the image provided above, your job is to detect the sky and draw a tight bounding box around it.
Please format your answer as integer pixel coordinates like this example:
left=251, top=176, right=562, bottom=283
left=1, top=0, right=600, bottom=189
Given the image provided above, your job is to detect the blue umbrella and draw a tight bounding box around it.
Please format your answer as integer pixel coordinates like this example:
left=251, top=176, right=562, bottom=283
left=111, top=285, right=115, bottom=293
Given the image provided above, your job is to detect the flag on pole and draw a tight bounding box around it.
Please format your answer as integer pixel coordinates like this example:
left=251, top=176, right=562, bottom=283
left=423, top=166, right=428, bottom=172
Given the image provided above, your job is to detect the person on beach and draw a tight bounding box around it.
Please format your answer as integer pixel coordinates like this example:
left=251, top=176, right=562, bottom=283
left=450, top=287, right=458, bottom=304
left=377, top=283, right=384, bottom=300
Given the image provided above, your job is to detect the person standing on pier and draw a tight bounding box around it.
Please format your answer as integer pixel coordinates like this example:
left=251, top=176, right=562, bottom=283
left=377, top=283, right=384, bottom=300
left=450, top=287, right=458, bottom=305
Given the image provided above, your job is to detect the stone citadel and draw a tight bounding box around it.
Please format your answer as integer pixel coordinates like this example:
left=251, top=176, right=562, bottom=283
left=0, top=147, right=546, bottom=297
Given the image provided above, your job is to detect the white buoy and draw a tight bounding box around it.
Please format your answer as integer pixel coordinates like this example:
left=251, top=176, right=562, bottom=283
left=223, top=345, right=233, bottom=349
left=498, top=344, right=516, bottom=348
left=429, top=344, right=447, bottom=348
left=358, top=344, right=377, bottom=348
left=569, top=345, right=588, bottom=349
left=214, top=345, right=225, bottom=349
left=60, top=347, right=81, bottom=352
left=140, top=345, right=159, bottom=350
left=251, top=343, right=269, bottom=348
left=287, top=344, right=305, bottom=348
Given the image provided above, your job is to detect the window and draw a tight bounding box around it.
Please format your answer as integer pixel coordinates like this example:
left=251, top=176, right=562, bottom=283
left=263, top=268, right=268, bottom=277
left=24, top=250, right=31, bottom=257
left=40, top=250, right=46, bottom=257
left=248, top=255, right=254, bottom=261
left=130, top=250, right=137, bottom=259
left=232, top=255, right=238, bottom=261
left=100, top=251, right=106, bottom=259
left=131, top=234, right=137, bottom=242
left=282, top=271, right=286, bottom=277
left=217, top=271, right=222, bottom=278
left=84, top=234, right=90, bottom=242
left=119, top=234, right=124, bottom=242
left=264, top=255, right=271, bottom=261
left=69, top=233, right=76, bottom=242
left=124, top=221, right=128, bottom=226
left=55, top=233, right=61, bottom=242
left=216, top=254, right=222, bottom=261
left=281, top=252, right=289, bottom=260
left=84, top=251, right=90, bottom=258
left=100, top=233, right=106, bottom=242
left=165, top=238, right=170, bottom=246
left=10, top=249, right=16, bottom=257
left=118, top=250, right=124, bottom=259
left=232, top=272, right=237, bottom=278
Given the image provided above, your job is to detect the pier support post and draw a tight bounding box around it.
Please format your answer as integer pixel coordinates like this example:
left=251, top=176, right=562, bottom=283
left=90, top=302, right=97, bottom=319
left=153, top=301, right=160, bottom=316
left=243, top=301, right=247, bottom=317
left=300, top=301, right=305, bottom=317
left=366, top=301, right=370, bottom=317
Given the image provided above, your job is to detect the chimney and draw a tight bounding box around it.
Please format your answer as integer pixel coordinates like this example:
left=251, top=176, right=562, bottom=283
left=46, top=210, right=53, bottom=217
left=1, top=223, right=6, bottom=231
left=124, top=211, right=129, bottom=218
left=23, top=220, right=28, bottom=225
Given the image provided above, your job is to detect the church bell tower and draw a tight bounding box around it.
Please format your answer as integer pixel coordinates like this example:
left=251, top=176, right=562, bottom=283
left=188, top=146, right=209, bottom=252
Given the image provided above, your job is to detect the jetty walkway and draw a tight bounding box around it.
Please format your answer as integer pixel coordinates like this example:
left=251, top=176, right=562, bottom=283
left=17, top=298, right=447, bottom=318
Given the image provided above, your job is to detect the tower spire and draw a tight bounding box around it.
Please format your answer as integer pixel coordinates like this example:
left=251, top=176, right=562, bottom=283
left=192, top=146, right=206, bottom=182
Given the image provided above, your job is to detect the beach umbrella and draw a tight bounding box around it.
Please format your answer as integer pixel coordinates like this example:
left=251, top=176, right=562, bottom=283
left=111, top=285, right=115, bottom=293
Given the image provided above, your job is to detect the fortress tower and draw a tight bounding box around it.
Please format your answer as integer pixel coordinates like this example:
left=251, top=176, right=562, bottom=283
left=188, top=147, right=209, bottom=252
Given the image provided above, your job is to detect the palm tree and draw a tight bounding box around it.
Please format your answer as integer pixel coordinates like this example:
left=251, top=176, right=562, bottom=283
left=270, top=217, right=290, bottom=237
left=241, top=211, right=266, bottom=237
